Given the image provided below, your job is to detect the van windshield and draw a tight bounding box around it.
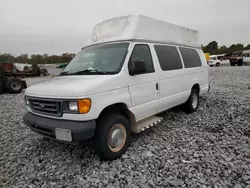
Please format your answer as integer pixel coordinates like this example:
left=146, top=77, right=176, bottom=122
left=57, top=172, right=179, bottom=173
left=210, top=57, right=217, bottom=60
left=60, top=42, right=129, bottom=75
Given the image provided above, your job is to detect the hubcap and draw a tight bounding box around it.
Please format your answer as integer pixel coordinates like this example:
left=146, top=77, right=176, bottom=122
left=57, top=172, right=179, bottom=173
left=11, top=81, right=21, bottom=91
left=191, top=93, right=198, bottom=109
left=108, top=124, right=126, bottom=152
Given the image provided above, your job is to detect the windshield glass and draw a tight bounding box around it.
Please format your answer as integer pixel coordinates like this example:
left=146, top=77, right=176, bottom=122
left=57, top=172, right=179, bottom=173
left=61, top=42, right=129, bottom=75
left=210, top=57, right=216, bottom=60
left=231, top=53, right=241, bottom=57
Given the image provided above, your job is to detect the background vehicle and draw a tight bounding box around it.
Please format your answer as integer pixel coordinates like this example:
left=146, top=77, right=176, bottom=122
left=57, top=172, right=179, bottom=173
left=23, top=15, right=209, bottom=160
left=243, top=51, right=250, bottom=65
left=204, top=53, right=210, bottom=62
left=56, top=63, right=68, bottom=68
left=0, top=63, right=27, bottom=94
left=229, top=51, right=243, bottom=66
left=207, top=55, right=221, bottom=67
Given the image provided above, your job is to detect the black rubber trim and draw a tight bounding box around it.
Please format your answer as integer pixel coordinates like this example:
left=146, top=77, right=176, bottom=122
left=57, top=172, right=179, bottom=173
left=23, top=112, right=96, bottom=141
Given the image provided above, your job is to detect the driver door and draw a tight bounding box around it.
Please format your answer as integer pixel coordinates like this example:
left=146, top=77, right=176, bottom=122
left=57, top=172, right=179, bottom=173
left=127, top=43, right=159, bottom=121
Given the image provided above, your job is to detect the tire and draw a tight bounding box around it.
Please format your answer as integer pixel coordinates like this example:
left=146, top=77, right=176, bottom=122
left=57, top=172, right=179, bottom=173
left=184, top=88, right=199, bottom=113
left=5, top=78, right=24, bottom=93
left=237, top=61, right=243, bottom=66
left=230, top=62, right=235, bottom=66
left=93, top=114, right=131, bottom=161
left=215, top=62, right=220, bottom=67
left=0, top=81, right=3, bottom=94
left=0, top=66, right=4, bottom=76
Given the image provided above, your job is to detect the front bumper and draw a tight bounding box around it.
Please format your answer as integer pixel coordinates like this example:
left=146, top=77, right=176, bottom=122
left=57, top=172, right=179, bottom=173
left=23, top=112, right=96, bottom=142
left=208, top=62, right=215, bottom=66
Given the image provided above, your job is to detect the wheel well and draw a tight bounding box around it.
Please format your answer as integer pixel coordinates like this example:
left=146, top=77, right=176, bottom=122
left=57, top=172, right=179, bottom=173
left=192, top=84, right=200, bottom=93
left=98, top=103, right=136, bottom=127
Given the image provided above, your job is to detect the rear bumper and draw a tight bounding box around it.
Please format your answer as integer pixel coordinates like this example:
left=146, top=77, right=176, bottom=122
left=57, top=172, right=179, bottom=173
left=23, top=112, right=96, bottom=142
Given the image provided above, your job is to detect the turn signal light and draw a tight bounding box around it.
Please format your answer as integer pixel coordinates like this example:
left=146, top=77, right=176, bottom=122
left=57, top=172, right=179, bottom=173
left=78, top=99, right=91, bottom=114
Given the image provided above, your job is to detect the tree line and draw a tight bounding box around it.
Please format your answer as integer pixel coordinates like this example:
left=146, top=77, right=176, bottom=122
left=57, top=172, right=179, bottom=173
left=0, top=53, right=75, bottom=64
left=202, top=41, right=250, bottom=55
left=1, top=41, right=250, bottom=64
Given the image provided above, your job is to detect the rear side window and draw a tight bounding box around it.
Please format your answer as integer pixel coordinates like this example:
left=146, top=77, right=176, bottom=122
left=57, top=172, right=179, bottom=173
left=179, top=47, right=202, bottom=68
left=154, top=45, right=183, bottom=71
left=130, top=44, right=154, bottom=73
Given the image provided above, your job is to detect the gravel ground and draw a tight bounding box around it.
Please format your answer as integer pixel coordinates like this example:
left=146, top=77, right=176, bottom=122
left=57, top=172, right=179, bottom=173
left=0, top=66, right=250, bottom=188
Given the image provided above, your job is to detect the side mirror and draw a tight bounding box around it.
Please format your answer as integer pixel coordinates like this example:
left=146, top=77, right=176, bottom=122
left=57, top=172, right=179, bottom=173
left=129, top=60, right=146, bottom=75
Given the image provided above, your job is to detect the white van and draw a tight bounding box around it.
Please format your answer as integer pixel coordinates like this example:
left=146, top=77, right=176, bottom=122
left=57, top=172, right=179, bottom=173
left=207, top=55, right=222, bottom=67
left=23, top=15, right=209, bottom=160
left=243, top=51, right=250, bottom=65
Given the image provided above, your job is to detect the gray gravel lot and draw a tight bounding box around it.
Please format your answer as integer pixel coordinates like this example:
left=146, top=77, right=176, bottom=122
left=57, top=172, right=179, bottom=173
left=0, top=66, right=250, bottom=188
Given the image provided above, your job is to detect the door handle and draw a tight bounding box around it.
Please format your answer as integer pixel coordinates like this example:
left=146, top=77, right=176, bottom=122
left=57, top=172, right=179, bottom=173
left=156, top=83, right=159, bottom=91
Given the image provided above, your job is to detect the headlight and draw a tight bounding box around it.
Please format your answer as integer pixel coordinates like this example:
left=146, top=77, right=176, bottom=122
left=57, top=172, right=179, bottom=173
left=67, top=99, right=91, bottom=114
left=69, top=101, right=78, bottom=111
left=25, top=96, right=29, bottom=105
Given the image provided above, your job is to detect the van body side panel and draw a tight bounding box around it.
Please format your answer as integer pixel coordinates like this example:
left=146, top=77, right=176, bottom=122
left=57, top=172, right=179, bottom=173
left=150, top=44, right=187, bottom=112
left=180, top=66, right=208, bottom=96
left=197, top=49, right=209, bottom=94
left=151, top=45, right=208, bottom=113
left=124, top=42, right=160, bottom=121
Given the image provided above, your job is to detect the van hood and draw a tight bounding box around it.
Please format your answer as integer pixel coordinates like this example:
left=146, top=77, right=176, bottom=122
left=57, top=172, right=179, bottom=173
left=25, top=74, right=127, bottom=98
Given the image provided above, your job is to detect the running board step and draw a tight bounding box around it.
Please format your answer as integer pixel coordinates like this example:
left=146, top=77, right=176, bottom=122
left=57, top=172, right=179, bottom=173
left=132, top=116, right=163, bottom=133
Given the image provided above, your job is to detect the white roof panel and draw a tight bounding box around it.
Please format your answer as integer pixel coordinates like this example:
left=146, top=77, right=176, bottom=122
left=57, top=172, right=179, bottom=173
left=88, top=15, right=200, bottom=48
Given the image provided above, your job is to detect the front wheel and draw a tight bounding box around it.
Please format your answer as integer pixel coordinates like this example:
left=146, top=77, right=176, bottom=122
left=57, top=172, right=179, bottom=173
left=93, top=114, right=131, bottom=161
left=184, top=88, right=199, bottom=113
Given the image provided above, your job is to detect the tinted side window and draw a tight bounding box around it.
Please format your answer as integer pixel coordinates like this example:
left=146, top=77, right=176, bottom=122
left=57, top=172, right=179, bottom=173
left=179, top=47, right=202, bottom=68
left=130, top=44, right=154, bottom=73
left=154, top=45, right=183, bottom=71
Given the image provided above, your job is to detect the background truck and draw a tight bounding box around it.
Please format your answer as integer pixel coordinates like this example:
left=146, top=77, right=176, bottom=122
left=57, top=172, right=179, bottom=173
left=229, top=51, right=244, bottom=66
left=0, top=63, right=27, bottom=94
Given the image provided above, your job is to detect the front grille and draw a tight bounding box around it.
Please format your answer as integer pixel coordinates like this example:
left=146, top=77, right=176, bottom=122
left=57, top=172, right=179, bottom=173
left=29, top=98, right=62, bottom=117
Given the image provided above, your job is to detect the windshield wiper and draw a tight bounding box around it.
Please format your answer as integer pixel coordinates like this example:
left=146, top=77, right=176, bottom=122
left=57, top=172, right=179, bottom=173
left=59, top=69, right=108, bottom=76
left=74, top=69, right=107, bottom=75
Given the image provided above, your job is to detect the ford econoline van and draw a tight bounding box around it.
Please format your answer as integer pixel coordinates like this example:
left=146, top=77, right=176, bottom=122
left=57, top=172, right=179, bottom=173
left=23, top=15, right=209, bottom=160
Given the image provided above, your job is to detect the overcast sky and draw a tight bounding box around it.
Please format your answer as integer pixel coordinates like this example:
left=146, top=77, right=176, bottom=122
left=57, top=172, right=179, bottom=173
left=1, top=0, right=250, bottom=55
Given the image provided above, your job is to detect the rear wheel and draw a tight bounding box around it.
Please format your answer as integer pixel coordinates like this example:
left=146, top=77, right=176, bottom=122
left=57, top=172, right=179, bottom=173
left=0, top=81, right=3, bottom=94
left=215, top=62, right=220, bottom=67
left=5, top=78, right=24, bottom=93
left=184, top=88, right=199, bottom=113
left=93, top=114, right=131, bottom=161
left=230, top=62, right=235, bottom=66
left=237, top=60, right=243, bottom=66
